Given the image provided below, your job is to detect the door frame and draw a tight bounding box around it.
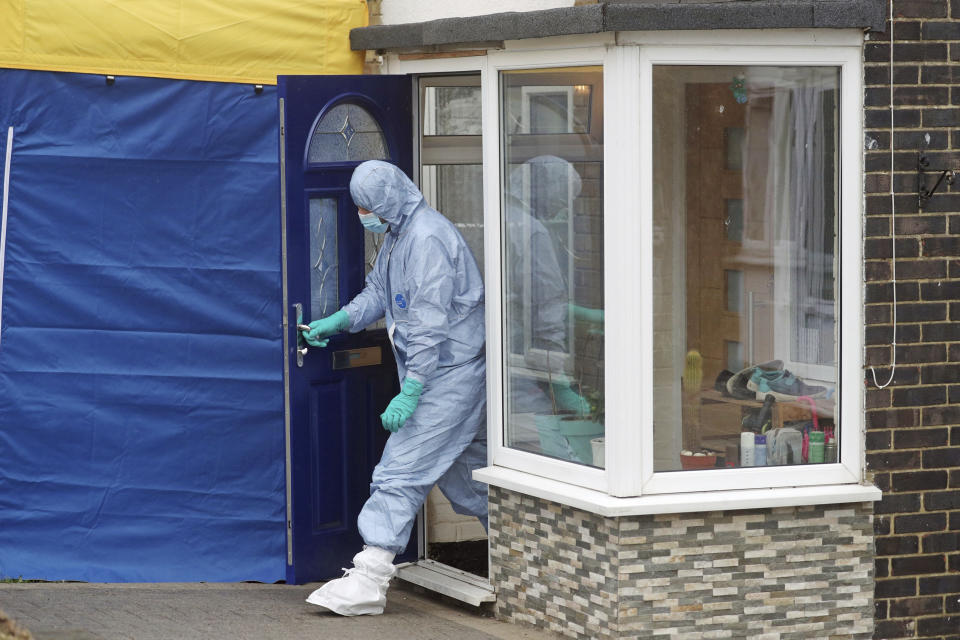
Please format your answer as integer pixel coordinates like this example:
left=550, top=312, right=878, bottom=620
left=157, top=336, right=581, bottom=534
left=378, top=57, right=495, bottom=583
left=279, top=99, right=295, bottom=567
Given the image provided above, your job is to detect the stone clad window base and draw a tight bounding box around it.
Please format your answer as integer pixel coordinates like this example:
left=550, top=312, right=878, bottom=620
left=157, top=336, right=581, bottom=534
left=489, top=486, right=875, bottom=639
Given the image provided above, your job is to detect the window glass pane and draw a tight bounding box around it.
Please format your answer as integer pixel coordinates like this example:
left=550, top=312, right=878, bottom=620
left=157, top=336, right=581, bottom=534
left=422, top=164, right=484, bottom=275
left=423, top=86, right=482, bottom=135
left=504, top=81, right=594, bottom=134
left=362, top=228, right=387, bottom=331
left=725, top=340, right=744, bottom=373
left=501, top=67, right=604, bottom=468
left=652, top=65, right=839, bottom=473
left=308, top=103, right=389, bottom=163
left=420, top=78, right=483, bottom=276
left=725, top=270, right=743, bottom=313
left=725, top=198, right=744, bottom=243
left=309, top=198, right=339, bottom=320
left=724, top=126, right=745, bottom=171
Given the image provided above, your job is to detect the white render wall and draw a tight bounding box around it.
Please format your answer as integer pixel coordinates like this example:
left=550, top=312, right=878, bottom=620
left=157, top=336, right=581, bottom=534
left=379, top=0, right=574, bottom=24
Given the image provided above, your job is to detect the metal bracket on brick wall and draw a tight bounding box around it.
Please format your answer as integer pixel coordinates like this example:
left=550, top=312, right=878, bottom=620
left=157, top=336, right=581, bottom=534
left=918, top=153, right=955, bottom=209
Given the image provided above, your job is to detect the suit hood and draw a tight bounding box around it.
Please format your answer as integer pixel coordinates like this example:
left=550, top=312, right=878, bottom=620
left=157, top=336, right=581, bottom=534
left=349, top=160, right=425, bottom=227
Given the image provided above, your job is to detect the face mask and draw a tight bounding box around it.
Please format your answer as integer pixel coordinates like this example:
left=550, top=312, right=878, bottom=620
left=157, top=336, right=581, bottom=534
left=359, top=211, right=389, bottom=234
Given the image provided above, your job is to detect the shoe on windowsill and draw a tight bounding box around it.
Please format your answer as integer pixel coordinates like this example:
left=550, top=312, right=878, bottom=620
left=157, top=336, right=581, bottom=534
left=714, top=370, right=734, bottom=395
left=748, top=367, right=826, bottom=402
left=725, top=360, right=783, bottom=400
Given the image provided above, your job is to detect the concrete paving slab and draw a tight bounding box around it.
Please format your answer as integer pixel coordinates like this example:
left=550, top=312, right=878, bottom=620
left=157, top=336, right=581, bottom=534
left=0, top=581, right=561, bottom=640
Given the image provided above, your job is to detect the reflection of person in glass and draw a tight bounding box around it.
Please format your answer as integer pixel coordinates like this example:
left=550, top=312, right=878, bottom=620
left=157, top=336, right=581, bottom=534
left=506, top=155, right=601, bottom=461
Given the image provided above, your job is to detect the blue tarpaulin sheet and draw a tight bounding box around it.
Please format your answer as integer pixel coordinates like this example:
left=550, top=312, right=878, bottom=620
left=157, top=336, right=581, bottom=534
left=0, top=70, right=285, bottom=582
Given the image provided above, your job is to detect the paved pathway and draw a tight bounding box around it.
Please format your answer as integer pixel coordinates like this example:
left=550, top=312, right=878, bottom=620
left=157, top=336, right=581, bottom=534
left=0, top=582, right=560, bottom=640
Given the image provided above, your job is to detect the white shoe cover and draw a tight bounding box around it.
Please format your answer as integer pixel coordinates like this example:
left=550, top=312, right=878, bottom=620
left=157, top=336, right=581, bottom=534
left=305, top=546, right=396, bottom=616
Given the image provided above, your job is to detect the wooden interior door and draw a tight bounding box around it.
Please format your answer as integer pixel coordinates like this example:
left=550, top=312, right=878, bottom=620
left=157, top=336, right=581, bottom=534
left=683, top=83, right=774, bottom=449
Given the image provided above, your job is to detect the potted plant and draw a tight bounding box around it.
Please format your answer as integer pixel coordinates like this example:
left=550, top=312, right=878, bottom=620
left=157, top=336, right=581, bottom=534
left=534, top=332, right=605, bottom=467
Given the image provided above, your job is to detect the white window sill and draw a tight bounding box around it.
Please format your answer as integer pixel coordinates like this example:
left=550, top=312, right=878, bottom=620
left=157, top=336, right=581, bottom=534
left=473, top=466, right=881, bottom=518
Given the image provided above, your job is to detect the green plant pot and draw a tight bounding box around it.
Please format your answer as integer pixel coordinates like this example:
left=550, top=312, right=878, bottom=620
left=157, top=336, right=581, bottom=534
left=557, top=417, right=605, bottom=465
left=534, top=413, right=576, bottom=461
left=534, top=414, right=605, bottom=465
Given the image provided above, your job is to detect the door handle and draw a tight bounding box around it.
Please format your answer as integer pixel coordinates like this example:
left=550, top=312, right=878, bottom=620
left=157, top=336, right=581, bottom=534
left=293, top=303, right=306, bottom=367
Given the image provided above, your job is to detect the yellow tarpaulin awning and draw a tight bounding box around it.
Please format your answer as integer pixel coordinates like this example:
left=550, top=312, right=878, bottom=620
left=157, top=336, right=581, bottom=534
left=0, top=0, right=367, bottom=85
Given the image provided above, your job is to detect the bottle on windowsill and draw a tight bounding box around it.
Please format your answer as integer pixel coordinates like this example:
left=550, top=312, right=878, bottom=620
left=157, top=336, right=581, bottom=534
left=740, top=431, right=755, bottom=467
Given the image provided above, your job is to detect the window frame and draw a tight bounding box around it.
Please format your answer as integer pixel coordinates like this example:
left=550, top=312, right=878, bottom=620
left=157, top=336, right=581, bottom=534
left=485, top=46, right=612, bottom=493
left=386, top=30, right=868, bottom=508
left=637, top=41, right=864, bottom=495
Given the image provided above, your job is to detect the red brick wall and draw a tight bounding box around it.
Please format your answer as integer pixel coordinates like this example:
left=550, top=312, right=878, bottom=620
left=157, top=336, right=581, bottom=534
left=865, top=1, right=960, bottom=638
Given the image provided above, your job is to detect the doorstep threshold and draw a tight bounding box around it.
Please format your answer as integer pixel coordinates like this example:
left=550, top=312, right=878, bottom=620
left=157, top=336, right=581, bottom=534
left=395, top=559, right=495, bottom=607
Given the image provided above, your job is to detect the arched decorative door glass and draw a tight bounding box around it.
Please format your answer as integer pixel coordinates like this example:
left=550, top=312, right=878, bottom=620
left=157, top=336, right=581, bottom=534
left=307, top=100, right=390, bottom=328
left=307, top=102, right=389, bottom=163
left=309, top=197, right=339, bottom=320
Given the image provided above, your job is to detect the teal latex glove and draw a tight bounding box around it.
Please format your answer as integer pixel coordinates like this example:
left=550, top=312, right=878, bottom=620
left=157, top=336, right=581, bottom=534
left=550, top=382, right=591, bottom=416
left=380, top=378, right=424, bottom=433
left=570, top=303, right=604, bottom=325
left=302, top=309, right=350, bottom=347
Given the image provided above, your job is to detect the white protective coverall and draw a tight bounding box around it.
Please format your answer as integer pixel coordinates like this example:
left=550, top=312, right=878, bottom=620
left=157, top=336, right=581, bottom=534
left=347, top=160, right=488, bottom=551
left=306, top=160, right=487, bottom=616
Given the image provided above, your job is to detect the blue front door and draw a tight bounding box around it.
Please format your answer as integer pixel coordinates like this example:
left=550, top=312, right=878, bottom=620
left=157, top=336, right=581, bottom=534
left=278, top=75, right=414, bottom=583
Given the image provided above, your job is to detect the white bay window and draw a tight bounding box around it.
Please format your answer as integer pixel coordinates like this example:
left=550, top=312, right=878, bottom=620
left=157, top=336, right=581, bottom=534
left=387, top=31, right=877, bottom=513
